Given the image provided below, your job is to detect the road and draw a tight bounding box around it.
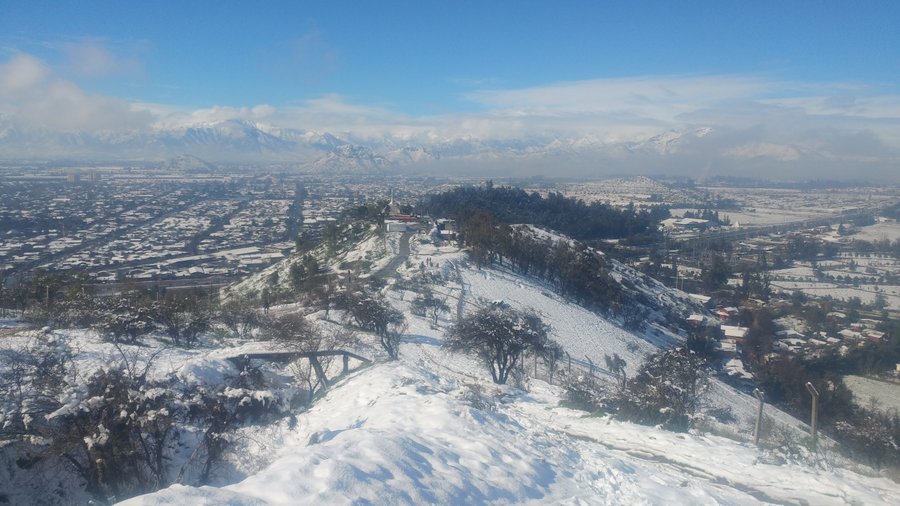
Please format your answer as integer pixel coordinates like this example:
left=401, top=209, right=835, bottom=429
left=373, top=232, right=411, bottom=280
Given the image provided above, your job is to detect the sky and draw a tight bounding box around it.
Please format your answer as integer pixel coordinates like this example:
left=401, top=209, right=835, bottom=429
left=1, top=1, right=899, bottom=178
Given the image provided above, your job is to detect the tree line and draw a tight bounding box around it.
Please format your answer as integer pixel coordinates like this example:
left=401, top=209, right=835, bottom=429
left=420, top=182, right=669, bottom=244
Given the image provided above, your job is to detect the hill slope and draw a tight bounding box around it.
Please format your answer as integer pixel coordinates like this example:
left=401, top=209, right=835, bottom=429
left=122, top=360, right=899, bottom=505
left=120, top=229, right=900, bottom=504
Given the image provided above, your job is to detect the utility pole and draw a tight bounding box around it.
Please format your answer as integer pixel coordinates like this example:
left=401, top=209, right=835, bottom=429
left=805, top=382, right=819, bottom=450
left=753, top=388, right=765, bottom=447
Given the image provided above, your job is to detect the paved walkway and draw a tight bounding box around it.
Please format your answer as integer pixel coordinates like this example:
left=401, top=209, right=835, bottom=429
left=373, top=232, right=411, bottom=279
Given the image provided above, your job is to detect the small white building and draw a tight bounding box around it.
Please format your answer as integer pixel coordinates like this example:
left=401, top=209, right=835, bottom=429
left=686, top=314, right=707, bottom=326
left=386, top=220, right=409, bottom=232
left=721, top=325, right=749, bottom=340
left=660, top=217, right=710, bottom=230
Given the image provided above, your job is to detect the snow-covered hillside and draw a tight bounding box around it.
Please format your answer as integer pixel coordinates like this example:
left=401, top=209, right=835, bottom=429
left=126, top=229, right=899, bottom=504
left=223, top=224, right=400, bottom=300
left=4, top=228, right=899, bottom=504
left=122, top=360, right=900, bottom=506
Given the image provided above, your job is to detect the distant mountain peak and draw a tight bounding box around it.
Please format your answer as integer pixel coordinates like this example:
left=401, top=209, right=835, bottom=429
left=158, top=154, right=215, bottom=172
left=305, top=144, right=393, bottom=174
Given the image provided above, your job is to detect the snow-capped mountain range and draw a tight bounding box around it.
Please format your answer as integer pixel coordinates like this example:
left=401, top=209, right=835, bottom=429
left=0, top=115, right=723, bottom=173
left=5, top=116, right=858, bottom=180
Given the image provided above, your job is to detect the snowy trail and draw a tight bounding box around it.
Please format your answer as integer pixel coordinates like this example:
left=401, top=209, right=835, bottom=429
left=372, top=231, right=411, bottom=279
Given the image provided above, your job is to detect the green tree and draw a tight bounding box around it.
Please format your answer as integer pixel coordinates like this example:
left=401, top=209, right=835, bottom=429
left=617, top=347, right=709, bottom=432
left=700, top=253, right=730, bottom=291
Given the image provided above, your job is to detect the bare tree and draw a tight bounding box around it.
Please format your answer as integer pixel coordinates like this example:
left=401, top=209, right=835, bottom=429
left=285, top=328, right=351, bottom=406
left=540, top=340, right=565, bottom=384
left=312, top=275, right=338, bottom=320
left=446, top=307, right=550, bottom=384
left=152, top=295, right=211, bottom=347
left=0, top=331, right=72, bottom=440
left=38, top=348, right=179, bottom=501
left=604, top=353, right=627, bottom=391
left=94, top=298, right=156, bottom=344
left=217, top=297, right=260, bottom=339
left=344, top=290, right=407, bottom=360
left=380, top=319, right=408, bottom=361
left=261, top=312, right=316, bottom=344
left=411, top=288, right=450, bottom=326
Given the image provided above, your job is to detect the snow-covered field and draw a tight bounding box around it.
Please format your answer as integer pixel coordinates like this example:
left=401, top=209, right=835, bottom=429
left=225, top=225, right=396, bottom=300
left=771, top=281, right=900, bottom=310
left=417, top=239, right=812, bottom=439
left=668, top=207, right=829, bottom=226
left=843, top=376, right=900, bottom=415
left=718, top=208, right=826, bottom=227
left=851, top=221, right=900, bottom=243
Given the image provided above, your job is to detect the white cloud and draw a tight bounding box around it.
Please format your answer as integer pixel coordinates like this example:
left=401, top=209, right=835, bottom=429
left=0, top=53, right=50, bottom=94
left=261, top=29, right=341, bottom=85
left=21, top=80, right=151, bottom=131
left=58, top=39, right=145, bottom=77
left=465, top=76, right=900, bottom=150
left=0, top=52, right=152, bottom=131
left=0, top=54, right=897, bottom=178
left=759, top=95, right=900, bottom=120
left=466, top=75, right=778, bottom=120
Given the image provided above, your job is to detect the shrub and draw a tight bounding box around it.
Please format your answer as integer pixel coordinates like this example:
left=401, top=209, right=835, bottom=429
left=563, top=376, right=617, bottom=413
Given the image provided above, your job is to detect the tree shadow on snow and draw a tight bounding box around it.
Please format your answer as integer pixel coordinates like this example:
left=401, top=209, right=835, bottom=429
left=401, top=334, right=442, bottom=347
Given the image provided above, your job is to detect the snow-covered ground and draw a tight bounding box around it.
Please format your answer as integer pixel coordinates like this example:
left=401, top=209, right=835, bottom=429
left=851, top=221, right=900, bottom=243
left=123, top=359, right=900, bottom=506
left=129, top=231, right=900, bottom=504
left=843, top=376, right=900, bottom=415
left=5, top=230, right=900, bottom=504
left=412, top=237, right=811, bottom=439
left=771, top=281, right=900, bottom=310
left=718, top=208, right=827, bottom=227
left=225, top=225, right=397, bottom=300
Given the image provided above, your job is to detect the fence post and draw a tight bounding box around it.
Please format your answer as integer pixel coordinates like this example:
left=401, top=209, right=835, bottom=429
left=586, top=356, right=594, bottom=385
left=310, top=356, right=330, bottom=388
left=752, top=388, right=765, bottom=447
left=342, top=353, right=349, bottom=374
left=805, top=382, right=819, bottom=450
left=567, top=352, right=571, bottom=376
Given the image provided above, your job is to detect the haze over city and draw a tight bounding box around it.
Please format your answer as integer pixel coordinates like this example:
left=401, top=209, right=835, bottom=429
left=1, top=1, right=899, bottom=180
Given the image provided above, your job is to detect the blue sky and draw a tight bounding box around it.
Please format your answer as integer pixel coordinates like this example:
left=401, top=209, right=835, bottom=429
left=1, top=1, right=899, bottom=178
left=3, top=1, right=898, bottom=111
